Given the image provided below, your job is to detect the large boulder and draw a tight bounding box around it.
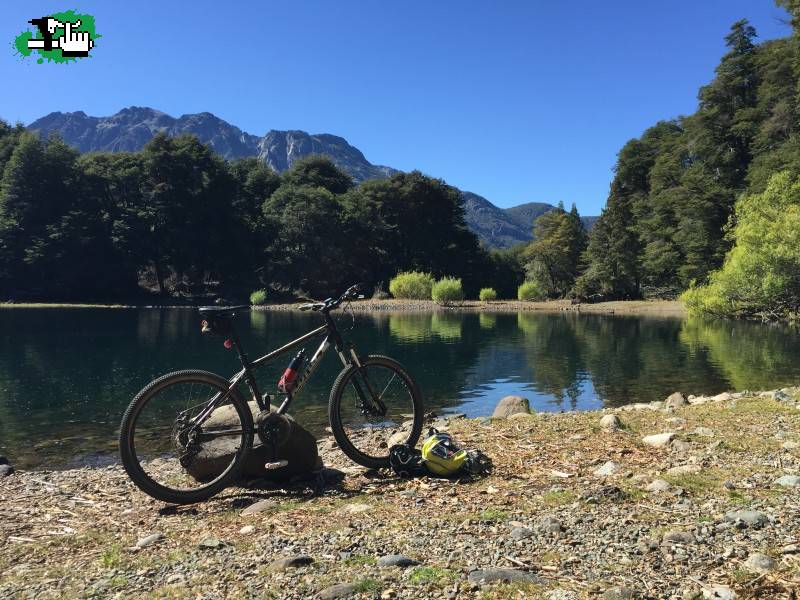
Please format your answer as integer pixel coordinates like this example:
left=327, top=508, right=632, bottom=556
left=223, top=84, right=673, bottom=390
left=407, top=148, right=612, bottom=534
left=492, top=396, right=531, bottom=418
left=184, top=402, right=319, bottom=482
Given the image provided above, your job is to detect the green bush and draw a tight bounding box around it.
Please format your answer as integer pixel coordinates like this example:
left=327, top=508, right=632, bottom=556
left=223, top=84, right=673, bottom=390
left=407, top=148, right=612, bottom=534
left=432, top=277, right=464, bottom=305
left=682, top=171, right=800, bottom=320
left=249, top=289, right=268, bottom=305
left=479, top=287, right=498, bottom=301
left=389, top=271, right=435, bottom=300
left=518, top=281, right=545, bottom=301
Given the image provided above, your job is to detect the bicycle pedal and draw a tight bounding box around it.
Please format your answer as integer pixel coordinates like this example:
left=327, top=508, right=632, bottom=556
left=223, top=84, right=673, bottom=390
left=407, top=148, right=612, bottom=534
left=264, top=460, right=289, bottom=470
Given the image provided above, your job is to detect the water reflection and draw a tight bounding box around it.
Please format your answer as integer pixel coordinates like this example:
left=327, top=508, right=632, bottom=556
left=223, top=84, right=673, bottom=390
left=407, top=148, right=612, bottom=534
left=1, top=308, right=799, bottom=468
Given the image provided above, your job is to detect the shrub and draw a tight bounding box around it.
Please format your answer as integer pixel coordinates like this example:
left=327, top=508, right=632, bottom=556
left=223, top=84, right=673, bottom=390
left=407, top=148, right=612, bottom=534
left=371, top=281, right=390, bottom=300
left=479, top=287, right=498, bottom=301
left=518, top=281, right=545, bottom=301
left=432, top=277, right=464, bottom=305
left=249, top=289, right=268, bottom=305
left=389, top=271, right=435, bottom=300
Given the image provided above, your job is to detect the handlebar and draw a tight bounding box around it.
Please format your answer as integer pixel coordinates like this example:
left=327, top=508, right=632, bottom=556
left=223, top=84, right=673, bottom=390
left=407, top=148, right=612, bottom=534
left=298, top=284, right=364, bottom=313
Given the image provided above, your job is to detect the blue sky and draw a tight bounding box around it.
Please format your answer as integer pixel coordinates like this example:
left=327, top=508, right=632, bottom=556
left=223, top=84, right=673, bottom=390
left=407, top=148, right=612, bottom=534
left=1, top=1, right=792, bottom=214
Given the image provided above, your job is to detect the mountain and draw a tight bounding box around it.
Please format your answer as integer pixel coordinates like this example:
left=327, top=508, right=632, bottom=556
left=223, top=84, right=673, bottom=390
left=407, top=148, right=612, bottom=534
left=26, top=107, right=595, bottom=248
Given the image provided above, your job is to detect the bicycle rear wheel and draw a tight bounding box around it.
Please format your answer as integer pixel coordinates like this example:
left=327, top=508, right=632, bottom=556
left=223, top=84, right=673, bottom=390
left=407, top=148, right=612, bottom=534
left=119, top=370, right=253, bottom=504
left=329, top=355, right=423, bottom=469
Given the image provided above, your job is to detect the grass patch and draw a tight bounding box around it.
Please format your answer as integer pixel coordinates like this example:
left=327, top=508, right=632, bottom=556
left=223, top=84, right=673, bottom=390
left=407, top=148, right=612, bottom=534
left=478, top=582, right=549, bottom=599
left=408, top=566, right=458, bottom=586
left=343, top=554, right=376, bottom=567
left=99, top=545, right=124, bottom=568
left=479, top=508, right=510, bottom=522
left=663, top=471, right=725, bottom=495
left=539, top=490, right=575, bottom=507
left=353, top=578, right=381, bottom=593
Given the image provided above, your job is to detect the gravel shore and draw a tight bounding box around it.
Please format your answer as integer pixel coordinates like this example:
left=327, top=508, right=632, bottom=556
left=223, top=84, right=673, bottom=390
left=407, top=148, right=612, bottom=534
left=256, top=299, right=687, bottom=316
left=1, top=389, right=798, bottom=599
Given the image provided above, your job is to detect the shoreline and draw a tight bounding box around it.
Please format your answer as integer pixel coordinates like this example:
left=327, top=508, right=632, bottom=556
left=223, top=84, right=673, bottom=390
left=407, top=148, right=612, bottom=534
left=1, top=299, right=687, bottom=316
left=2, top=387, right=798, bottom=598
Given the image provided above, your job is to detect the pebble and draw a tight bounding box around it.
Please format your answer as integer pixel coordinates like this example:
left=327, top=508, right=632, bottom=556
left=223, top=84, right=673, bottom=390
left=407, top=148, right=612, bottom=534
left=744, top=552, right=776, bottom=573
left=646, top=479, right=671, bottom=493
left=319, top=583, right=357, bottom=599
left=377, top=554, right=418, bottom=568
left=692, top=427, right=714, bottom=437
left=198, top=537, right=226, bottom=549
left=724, top=510, right=768, bottom=529
left=340, top=503, right=372, bottom=514
left=509, top=526, right=534, bottom=540
left=666, top=417, right=687, bottom=427
left=642, top=432, right=675, bottom=448
left=135, top=532, right=163, bottom=548
left=782, top=441, right=799, bottom=450
left=0, top=464, right=14, bottom=477
left=239, top=525, right=255, bottom=535
left=270, top=555, right=314, bottom=570
left=774, top=474, right=800, bottom=488
left=599, top=414, right=623, bottom=431
left=467, top=568, right=541, bottom=586
left=594, top=461, right=620, bottom=477
left=537, top=515, right=564, bottom=533
left=666, top=464, right=701, bottom=476
left=665, top=392, right=687, bottom=408
left=671, top=440, right=693, bottom=452
left=662, top=530, right=695, bottom=544
left=241, top=500, right=277, bottom=516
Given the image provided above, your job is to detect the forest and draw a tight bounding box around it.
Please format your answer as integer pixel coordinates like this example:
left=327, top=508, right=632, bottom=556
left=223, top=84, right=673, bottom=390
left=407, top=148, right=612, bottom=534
left=1, top=0, right=799, bottom=318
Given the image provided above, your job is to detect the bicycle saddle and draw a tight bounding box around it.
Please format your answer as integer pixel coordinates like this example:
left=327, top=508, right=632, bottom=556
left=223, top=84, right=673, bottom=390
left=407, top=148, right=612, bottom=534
left=197, top=305, right=251, bottom=318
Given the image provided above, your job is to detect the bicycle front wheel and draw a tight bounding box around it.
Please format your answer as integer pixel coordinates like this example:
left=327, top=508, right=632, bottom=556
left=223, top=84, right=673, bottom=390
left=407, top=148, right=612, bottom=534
left=329, top=355, right=423, bottom=469
left=119, top=370, right=253, bottom=504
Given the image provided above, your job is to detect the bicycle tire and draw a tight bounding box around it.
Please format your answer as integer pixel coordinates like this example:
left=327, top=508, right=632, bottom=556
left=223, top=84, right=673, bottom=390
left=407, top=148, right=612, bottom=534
left=328, top=355, right=424, bottom=469
left=119, top=370, right=253, bottom=504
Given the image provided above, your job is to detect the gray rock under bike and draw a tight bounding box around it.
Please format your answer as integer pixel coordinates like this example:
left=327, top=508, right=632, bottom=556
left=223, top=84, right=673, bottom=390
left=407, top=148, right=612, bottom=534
left=119, top=285, right=424, bottom=504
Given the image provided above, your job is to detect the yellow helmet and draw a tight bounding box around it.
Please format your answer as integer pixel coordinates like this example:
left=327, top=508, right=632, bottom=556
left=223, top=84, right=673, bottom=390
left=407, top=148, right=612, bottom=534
left=421, top=430, right=467, bottom=476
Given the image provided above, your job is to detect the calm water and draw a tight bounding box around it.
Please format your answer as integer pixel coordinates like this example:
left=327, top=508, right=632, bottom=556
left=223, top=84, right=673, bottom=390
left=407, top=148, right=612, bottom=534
left=2, top=308, right=800, bottom=469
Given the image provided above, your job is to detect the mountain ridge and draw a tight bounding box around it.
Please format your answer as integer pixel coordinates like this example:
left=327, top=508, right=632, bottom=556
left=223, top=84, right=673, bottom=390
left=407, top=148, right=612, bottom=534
left=26, top=107, right=596, bottom=248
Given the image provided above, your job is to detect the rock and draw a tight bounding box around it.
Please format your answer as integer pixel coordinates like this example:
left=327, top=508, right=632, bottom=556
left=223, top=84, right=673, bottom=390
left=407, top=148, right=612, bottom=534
left=692, top=427, right=714, bottom=437
left=377, top=554, right=418, bottom=568
left=646, top=479, right=671, bottom=493
left=603, top=587, right=639, bottom=600
left=467, top=568, right=541, bottom=586
left=599, top=414, right=622, bottom=431
left=548, top=592, right=579, bottom=600
left=594, top=461, right=620, bottom=477
left=340, top=503, right=372, bottom=514
left=703, top=586, right=736, bottom=600
left=671, top=440, right=693, bottom=452
left=665, top=392, right=687, bottom=409
left=782, top=441, right=799, bottom=450
left=0, top=464, right=14, bottom=477
left=241, top=499, right=278, bottom=516
left=239, top=525, right=255, bottom=535
left=198, top=537, right=226, bottom=549
left=270, top=555, right=314, bottom=570
left=0, top=456, right=8, bottom=465
left=662, top=530, right=695, bottom=544
left=666, top=464, right=701, bottom=476
left=319, top=583, right=357, bottom=599
left=711, top=392, right=732, bottom=402
left=135, top=532, right=163, bottom=548
left=688, top=396, right=710, bottom=405
left=537, top=516, right=564, bottom=533
left=381, top=590, right=397, bottom=599
left=774, top=475, right=800, bottom=487
left=724, top=510, right=768, bottom=528
left=744, top=552, right=776, bottom=573
left=184, top=403, right=318, bottom=482
left=509, top=527, right=534, bottom=540
left=642, top=432, right=675, bottom=448
left=508, top=411, right=536, bottom=420
left=492, top=396, right=531, bottom=418
left=666, top=417, right=687, bottom=427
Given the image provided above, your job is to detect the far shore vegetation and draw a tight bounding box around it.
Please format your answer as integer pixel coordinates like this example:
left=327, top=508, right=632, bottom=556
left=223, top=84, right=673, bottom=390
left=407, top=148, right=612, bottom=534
left=2, top=3, right=800, bottom=320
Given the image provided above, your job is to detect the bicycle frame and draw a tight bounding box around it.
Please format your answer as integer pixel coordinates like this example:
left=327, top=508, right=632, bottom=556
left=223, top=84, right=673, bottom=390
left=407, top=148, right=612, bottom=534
left=190, top=309, right=378, bottom=435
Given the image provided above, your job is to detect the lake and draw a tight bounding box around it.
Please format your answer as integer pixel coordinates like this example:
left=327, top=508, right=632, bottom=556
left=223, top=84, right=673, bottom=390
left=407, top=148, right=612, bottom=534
left=2, top=308, right=799, bottom=469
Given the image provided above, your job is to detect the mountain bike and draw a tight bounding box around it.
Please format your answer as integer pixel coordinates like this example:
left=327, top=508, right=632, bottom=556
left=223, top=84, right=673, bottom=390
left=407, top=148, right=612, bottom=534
left=119, top=284, right=424, bottom=504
